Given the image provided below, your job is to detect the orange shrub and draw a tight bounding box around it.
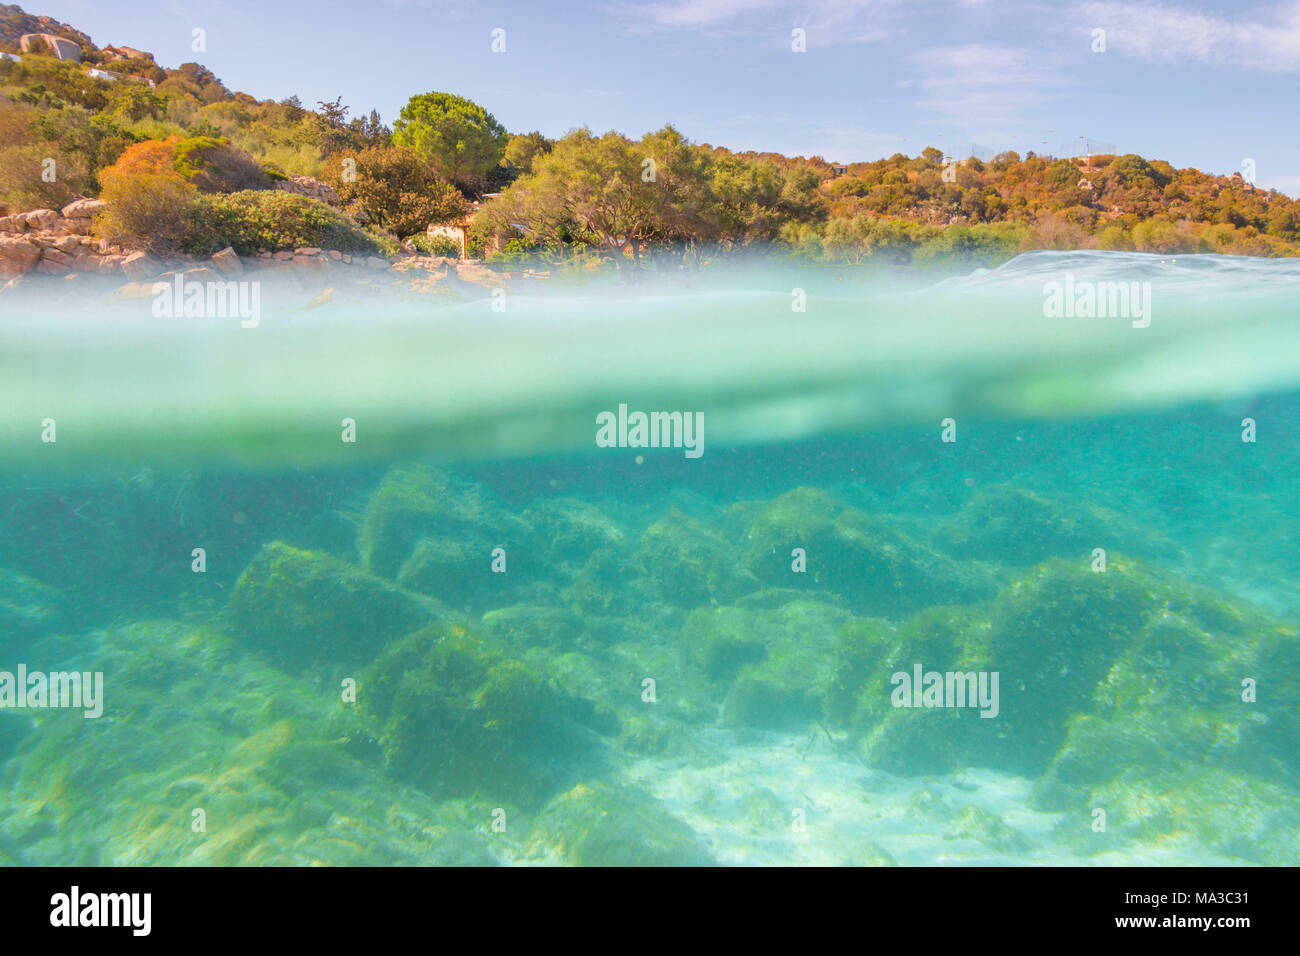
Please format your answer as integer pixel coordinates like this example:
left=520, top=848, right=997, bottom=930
left=97, top=136, right=186, bottom=188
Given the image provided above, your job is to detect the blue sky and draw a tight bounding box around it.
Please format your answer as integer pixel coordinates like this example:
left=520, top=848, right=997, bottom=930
left=33, top=0, right=1300, bottom=193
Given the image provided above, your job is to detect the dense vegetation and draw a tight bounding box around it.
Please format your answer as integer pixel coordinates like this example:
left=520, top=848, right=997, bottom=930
left=3, top=3, right=1298, bottom=268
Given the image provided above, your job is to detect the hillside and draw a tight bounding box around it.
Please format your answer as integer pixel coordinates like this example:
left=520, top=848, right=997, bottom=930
left=0, top=3, right=91, bottom=51
left=1, top=2, right=1298, bottom=271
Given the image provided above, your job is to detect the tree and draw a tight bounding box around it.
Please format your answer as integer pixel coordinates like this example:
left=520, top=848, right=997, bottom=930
left=322, top=145, right=466, bottom=237
left=392, top=92, right=506, bottom=191
left=504, top=131, right=553, bottom=175
left=475, top=127, right=650, bottom=266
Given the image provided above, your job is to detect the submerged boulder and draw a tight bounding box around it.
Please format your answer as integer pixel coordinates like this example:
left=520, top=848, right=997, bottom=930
left=860, top=558, right=1157, bottom=776
left=361, top=624, right=614, bottom=806
left=935, top=484, right=1139, bottom=566
left=227, top=541, right=439, bottom=670
left=0, top=568, right=64, bottom=644
left=522, top=497, right=627, bottom=582
left=529, top=782, right=716, bottom=866
left=679, top=600, right=852, bottom=731
left=743, top=488, right=989, bottom=616
left=635, top=513, right=758, bottom=609
left=358, top=464, right=533, bottom=610
left=849, top=553, right=1300, bottom=815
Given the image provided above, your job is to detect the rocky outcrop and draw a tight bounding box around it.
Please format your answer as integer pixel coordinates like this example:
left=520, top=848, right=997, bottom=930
left=18, top=32, right=81, bottom=61
left=0, top=202, right=531, bottom=294
left=101, top=44, right=151, bottom=62
left=274, top=175, right=340, bottom=206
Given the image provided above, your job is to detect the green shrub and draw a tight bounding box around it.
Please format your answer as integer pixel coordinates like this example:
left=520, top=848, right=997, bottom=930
left=364, top=227, right=401, bottom=257
left=182, top=189, right=379, bottom=255
left=321, top=145, right=466, bottom=237
left=95, top=172, right=197, bottom=255
left=172, top=135, right=268, bottom=192
left=407, top=233, right=460, bottom=257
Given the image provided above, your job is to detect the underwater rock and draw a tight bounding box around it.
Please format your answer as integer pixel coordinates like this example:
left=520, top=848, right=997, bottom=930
left=357, top=464, right=532, bottom=585
left=683, top=606, right=769, bottom=683
left=679, top=600, right=851, bottom=731
left=1035, top=577, right=1300, bottom=817
left=361, top=623, right=614, bottom=806
left=933, top=484, right=1111, bottom=566
left=0, top=710, right=35, bottom=764
left=227, top=541, right=439, bottom=670
left=522, top=497, right=627, bottom=582
left=743, top=487, right=989, bottom=616
left=634, top=514, right=758, bottom=609
left=1044, top=766, right=1300, bottom=866
left=0, top=568, right=64, bottom=643
left=0, top=620, right=517, bottom=865
left=397, top=537, right=494, bottom=609
left=529, top=782, right=716, bottom=866
left=857, top=554, right=1300, bottom=807
left=946, top=804, right=1030, bottom=854
left=482, top=604, right=583, bottom=650
left=861, top=558, right=1156, bottom=776
left=562, top=545, right=657, bottom=620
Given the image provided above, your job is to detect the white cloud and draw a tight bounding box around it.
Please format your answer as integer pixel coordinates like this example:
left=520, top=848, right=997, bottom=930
left=634, top=0, right=782, bottom=28
left=1083, top=1, right=1300, bottom=70
left=622, top=0, right=900, bottom=44
left=910, top=43, right=1067, bottom=128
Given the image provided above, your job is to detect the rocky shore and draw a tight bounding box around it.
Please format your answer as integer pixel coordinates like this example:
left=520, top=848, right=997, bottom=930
left=0, top=198, right=546, bottom=300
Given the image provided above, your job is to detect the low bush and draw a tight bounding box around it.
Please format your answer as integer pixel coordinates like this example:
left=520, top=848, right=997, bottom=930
left=182, top=189, right=379, bottom=255
left=95, top=171, right=196, bottom=254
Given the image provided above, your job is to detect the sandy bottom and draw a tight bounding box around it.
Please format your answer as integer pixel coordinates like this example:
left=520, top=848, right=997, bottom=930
left=618, top=728, right=1250, bottom=867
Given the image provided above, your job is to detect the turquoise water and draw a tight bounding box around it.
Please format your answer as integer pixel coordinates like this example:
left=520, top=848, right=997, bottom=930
left=0, top=250, right=1297, bottom=865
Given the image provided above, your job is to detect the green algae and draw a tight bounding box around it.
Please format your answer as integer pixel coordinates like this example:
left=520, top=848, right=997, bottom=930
left=227, top=540, right=440, bottom=671
left=1, top=421, right=1298, bottom=865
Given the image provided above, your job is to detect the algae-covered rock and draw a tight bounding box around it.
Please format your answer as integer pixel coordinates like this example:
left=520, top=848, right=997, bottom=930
left=482, top=604, right=583, bottom=650
left=0, top=620, right=521, bottom=866
left=861, top=559, right=1156, bottom=776
left=1035, top=577, right=1300, bottom=814
left=744, top=488, right=989, bottom=616
left=1044, top=766, right=1300, bottom=866
left=856, top=552, right=1300, bottom=807
left=227, top=541, right=439, bottom=670
left=357, top=464, right=532, bottom=583
left=0, top=568, right=64, bottom=644
left=946, top=804, right=1030, bottom=854
left=682, top=606, right=769, bottom=682
left=396, top=537, right=512, bottom=610
left=522, top=497, right=627, bottom=581
left=563, top=546, right=657, bottom=620
left=635, top=514, right=758, bottom=609
left=934, top=484, right=1109, bottom=566
left=361, top=623, right=614, bottom=806
left=692, top=600, right=851, bottom=731
left=530, top=782, right=716, bottom=866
